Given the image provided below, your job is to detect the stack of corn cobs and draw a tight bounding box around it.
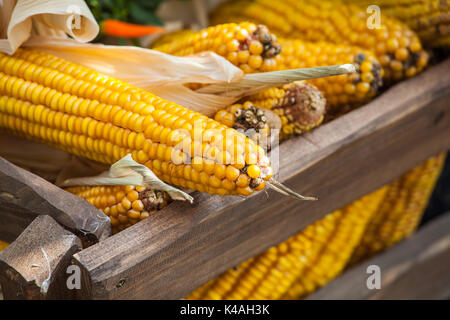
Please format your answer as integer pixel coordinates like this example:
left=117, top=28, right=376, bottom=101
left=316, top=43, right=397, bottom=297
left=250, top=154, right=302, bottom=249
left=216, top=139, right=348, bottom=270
left=0, top=0, right=447, bottom=299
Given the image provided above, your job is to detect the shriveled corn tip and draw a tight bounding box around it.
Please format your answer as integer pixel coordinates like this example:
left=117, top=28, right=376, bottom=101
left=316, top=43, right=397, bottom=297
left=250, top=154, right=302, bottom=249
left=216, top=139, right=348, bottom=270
left=152, top=22, right=282, bottom=72
left=215, top=82, right=326, bottom=147
left=246, top=81, right=326, bottom=140
left=277, top=38, right=382, bottom=112
left=214, top=101, right=270, bottom=148
left=66, top=185, right=170, bottom=234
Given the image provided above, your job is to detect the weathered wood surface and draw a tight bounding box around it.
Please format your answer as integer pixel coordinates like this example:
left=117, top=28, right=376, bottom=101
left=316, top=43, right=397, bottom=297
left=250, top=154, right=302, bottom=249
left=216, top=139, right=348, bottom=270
left=308, top=212, right=450, bottom=300
left=72, top=59, right=450, bottom=300
left=0, top=215, right=81, bottom=299
left=0, top=156, right=111, bottom=243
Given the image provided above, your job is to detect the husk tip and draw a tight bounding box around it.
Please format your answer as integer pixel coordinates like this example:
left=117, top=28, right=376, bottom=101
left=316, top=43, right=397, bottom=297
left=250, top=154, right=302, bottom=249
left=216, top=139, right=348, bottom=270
left=268, top=179, right=318, bottom=201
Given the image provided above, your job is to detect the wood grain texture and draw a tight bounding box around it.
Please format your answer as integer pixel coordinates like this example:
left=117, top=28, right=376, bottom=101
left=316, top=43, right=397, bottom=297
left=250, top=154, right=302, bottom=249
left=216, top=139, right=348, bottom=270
left=308, top=212, right=450, bottom=300
left=73, top=59, right=450, bottom=300
left=0, top=156, right=111, bottom=243
left=0, top=215, right=81, bottom=299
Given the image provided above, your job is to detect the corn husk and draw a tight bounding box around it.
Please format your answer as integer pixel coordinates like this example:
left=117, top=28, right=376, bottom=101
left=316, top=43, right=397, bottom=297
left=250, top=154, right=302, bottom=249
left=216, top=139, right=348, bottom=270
left=198, top=65, right=357, bottom=97
left=0, top=0, right=98, bottom=54
left=22, top=36, right=243, bottom=116
left=21, top=37, right=355, bottom=117
left=58, top=154, right=194, bottom=203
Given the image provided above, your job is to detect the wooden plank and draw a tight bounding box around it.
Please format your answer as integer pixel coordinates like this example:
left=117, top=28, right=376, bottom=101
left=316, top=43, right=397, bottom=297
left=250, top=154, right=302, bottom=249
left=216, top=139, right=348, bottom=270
left=308, top=212, right=450, bottom=300
left=0, top=156, right=111, bottom=244
left=73, top=59, right=450, bottom=300
left=0, top=215, right=82, bottom=299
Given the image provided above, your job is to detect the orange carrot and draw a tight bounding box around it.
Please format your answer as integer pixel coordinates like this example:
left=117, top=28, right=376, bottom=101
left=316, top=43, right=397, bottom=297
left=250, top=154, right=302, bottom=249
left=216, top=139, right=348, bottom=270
left=100, top=19, right=164, bottom=38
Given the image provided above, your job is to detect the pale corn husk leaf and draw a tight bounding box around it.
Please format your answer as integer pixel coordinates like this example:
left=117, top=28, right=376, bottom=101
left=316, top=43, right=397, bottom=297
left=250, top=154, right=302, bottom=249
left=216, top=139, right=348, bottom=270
left=23, top=36, right=242, bottom=117
left=0, top=0, right=98, bottom=54
left=21, top=36, right=355, bottom=117
left=58, top=154, right=194, bottom=203
left=197, top=64, right=357, bottom=97
left=268, top=179, right=318, bottom=201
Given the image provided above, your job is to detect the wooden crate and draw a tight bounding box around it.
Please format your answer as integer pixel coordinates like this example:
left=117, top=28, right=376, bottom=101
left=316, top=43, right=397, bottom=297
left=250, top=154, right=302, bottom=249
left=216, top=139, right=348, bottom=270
left=0, top=58, right=449, bottom=300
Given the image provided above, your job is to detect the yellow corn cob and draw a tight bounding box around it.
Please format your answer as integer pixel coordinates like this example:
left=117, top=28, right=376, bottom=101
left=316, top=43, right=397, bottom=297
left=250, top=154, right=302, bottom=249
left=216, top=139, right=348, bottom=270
left=211, top=0, right=429, bottom=82
left=152, top=22, right=281, bottom=72
left=0, top=240, right=8, bottom=251
left=65, top=185, right=170, bottom=234
left=187, top=186, right=388, bottom=300
left=341, top=0, right=450, bottom=47
left=215, top=82, right=326, bottom=141
left=0, top=48, right=272, bottom=197
left=151, top=30, right=195, bottom=48
left=278, top=39, right=382, bottom=113
left=350, top=152, right=446, bottom=263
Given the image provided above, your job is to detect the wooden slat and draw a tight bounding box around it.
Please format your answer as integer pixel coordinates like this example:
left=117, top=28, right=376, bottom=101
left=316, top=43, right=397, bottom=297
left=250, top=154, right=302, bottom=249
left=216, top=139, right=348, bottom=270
left=308, top=212, right=450, bottom=300
left=0, top=215, right=82, bottom=300
left=0, top=156, right=111, bottom=244
left=73, top=59, right=450, bottom=300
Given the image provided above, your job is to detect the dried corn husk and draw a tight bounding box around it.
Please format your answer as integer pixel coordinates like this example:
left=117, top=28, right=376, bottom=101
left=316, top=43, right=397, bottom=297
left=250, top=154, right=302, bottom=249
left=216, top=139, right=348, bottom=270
left=58, top=155, right=194, bottom=203
left=0, top=0, right=98, bottom=54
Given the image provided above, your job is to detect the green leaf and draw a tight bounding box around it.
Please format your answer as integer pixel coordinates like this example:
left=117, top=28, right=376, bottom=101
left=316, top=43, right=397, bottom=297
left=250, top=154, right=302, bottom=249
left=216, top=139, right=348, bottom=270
left=129, top=3, right=163, bottom=25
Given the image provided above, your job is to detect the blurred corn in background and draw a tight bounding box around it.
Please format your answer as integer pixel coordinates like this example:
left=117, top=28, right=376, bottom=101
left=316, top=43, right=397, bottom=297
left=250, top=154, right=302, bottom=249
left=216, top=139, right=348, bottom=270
left=0, top=241, right=8, bottom=251
left=211, top=0, right=429, bottom=82
left=341, top=0, right=450, bottom=48
left=187, top=153, right=446, bottom=299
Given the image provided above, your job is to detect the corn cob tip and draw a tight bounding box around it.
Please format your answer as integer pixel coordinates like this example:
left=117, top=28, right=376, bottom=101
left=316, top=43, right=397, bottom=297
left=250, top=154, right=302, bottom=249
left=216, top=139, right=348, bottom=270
left=214, top=81, right=326, bottom=143
left=66, top=185, right=171, bottom=234
left=274, top=81, right=326, bottom=132
left=352, top=53, right=383, bottom=95
left=152, top=22, right=282, bottom=72
left=246, top=81, right=326, bottom=140
left=253, top=24, right=281, bottom=59
left=215, top=101, right=270, bottom=147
